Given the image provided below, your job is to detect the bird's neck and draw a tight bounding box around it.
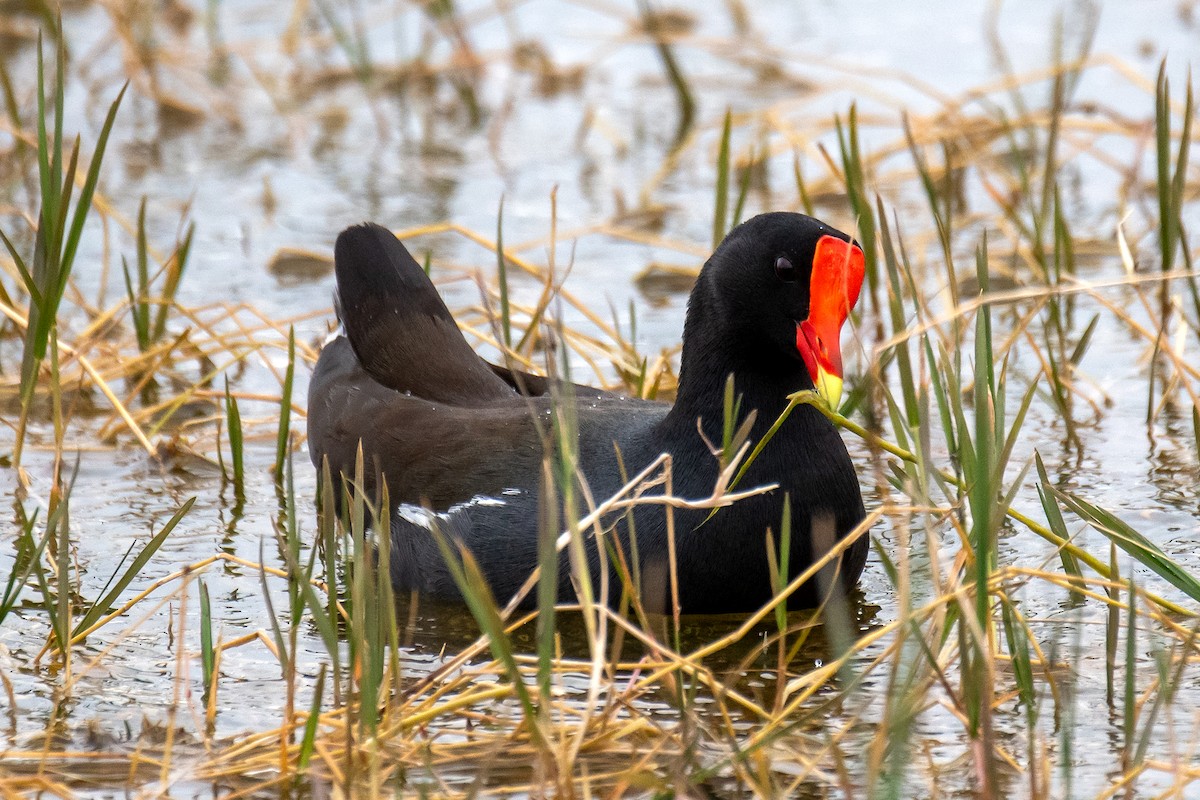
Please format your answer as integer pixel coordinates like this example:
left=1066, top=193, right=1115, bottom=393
left=665, top=281, right=812, bottom=438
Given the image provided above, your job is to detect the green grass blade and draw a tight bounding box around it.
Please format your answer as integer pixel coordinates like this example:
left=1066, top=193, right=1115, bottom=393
left=713, top=108, right=732, bottom=250
left=72, top=497, right=196, bottom=640
left=1034, top=453, right=1084, bottom=600
left=775, top=495, right=791, bottom=633
left=1000, top=599, right=1035, bottom=712
left=298, top=664, right=326, bottom=772
left=274, top=327, right=296, bottom=482
left=224, top=377, right=245, bottom=496
left=1155, top=62, right=1175, bottom=275
left=835, top=105, right=878, bottom=303
left=877, top=198, right=919, bottom=428
left=431, top=524, right=543, bottom=744
left=152, top=221, right=193, bottom=342
left=1051, top=487, right=1200, bottom=602
left=199, top=579, right=215, bottom=695
left=121, top=254, right=149, bottom=353
left=1123, top=575, right=1137, bottom=769
left=0, top=509, right=43, bottom=623
left=731, top=145, right=753, bottom=229
left=0, top=230, right=40, bottom=305
left=35, top=35, right=57, bottom=238
left=60, top=82, right=128, bottom=281
left=536, top=457, right=559, bottom=703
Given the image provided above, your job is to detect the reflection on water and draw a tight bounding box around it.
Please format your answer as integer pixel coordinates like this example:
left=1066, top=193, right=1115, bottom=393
left=0, top=0, right=1198, bottom=796
left=397, top=589, right=884, bottom=669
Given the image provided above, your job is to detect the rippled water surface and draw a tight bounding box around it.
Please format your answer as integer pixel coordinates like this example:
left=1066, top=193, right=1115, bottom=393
left=0, top=0, right=1198, bottom=796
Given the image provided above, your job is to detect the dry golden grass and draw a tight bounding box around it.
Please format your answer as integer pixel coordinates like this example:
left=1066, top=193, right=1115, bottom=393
left=0, top=1, right=1198, bottom=798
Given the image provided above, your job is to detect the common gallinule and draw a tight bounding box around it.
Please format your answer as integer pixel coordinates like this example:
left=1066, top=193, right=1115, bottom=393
left=308, top=212, right=867, bottom=614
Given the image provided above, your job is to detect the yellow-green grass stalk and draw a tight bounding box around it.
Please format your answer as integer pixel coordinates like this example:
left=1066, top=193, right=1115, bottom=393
left=272, top=326, right=296, bottom=484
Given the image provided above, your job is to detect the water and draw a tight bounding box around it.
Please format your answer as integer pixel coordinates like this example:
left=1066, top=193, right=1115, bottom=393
left=0, top=0, right=1198, bottom=796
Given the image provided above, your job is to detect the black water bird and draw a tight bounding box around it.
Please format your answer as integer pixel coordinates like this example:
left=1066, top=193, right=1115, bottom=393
left=307, top=212, right=868, bottom=613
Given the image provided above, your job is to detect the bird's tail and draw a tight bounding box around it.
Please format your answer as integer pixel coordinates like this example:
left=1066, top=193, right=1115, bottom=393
left=333, top=223, right=512, bottom=403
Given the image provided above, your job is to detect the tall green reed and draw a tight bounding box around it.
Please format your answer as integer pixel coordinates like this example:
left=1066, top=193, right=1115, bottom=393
left=121, top=199, right=194, bottom=356
left=711, top=109, right=754, bottom=251
left=835, top=105, right=878, bottom=311
left=0, top=33, right=125, bottom=466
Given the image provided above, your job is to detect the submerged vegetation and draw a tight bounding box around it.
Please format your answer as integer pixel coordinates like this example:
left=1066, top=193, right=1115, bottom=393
left=0, top=1, right=1198, bottom=797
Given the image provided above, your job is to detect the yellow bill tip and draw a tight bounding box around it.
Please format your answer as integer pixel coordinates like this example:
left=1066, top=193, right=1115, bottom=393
left=815, top=366, right=843, bottom=409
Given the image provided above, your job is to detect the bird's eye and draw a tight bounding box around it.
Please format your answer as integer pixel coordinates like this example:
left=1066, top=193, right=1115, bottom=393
left=774, top=255, right=797, bottom=282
